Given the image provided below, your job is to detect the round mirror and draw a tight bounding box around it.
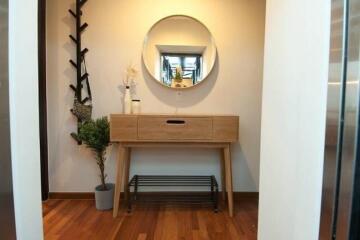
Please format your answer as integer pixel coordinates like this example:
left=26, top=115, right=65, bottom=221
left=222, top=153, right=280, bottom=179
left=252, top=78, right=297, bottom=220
left=143, top=15, right=217, bottom=89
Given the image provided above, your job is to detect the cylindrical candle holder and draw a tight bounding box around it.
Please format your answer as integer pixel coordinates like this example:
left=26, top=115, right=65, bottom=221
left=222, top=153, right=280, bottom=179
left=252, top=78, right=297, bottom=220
left=131, top=99, right=141, bottom=114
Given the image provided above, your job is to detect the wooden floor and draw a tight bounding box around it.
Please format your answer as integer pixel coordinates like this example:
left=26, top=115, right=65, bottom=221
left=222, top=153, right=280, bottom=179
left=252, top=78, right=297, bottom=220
left=43, top=198, right=258, bottom=240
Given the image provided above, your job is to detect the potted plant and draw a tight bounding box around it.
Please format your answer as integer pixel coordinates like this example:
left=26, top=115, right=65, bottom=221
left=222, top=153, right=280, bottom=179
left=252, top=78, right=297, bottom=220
left=174, top=66, right=183, bottom=83
left=78, top=116, right=113, bottom=210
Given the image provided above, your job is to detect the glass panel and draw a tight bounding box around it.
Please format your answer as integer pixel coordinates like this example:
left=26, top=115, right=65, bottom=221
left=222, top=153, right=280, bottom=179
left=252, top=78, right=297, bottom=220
left=336, top=0, right=360, bottom=238
left=0, top=0, right=16, bottom=238
left=160, top=53, right=203, bottom=88
left=319, top=0, right=345, bottom=239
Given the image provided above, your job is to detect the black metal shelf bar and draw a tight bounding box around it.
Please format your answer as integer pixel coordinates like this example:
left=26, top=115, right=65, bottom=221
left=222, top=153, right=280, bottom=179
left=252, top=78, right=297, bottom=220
left=134, top=198, right=215, bottom=203
left=127, top=175, right=218, bottom=213
left=129, top=185, right=215, bottom=187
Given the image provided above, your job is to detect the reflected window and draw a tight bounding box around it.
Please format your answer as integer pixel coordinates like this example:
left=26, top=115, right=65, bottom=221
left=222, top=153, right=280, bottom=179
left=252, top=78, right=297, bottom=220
left=160, top=53, right=203, bottom=88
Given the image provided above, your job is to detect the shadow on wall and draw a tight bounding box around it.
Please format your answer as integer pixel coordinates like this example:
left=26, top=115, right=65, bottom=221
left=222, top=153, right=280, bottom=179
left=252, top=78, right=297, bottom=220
left=141, top=55, right=219, bottom=108
left=232, top=142, right=258, bottom=191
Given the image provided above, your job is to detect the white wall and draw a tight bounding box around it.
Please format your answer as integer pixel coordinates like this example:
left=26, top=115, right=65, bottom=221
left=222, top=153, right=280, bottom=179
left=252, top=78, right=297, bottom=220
left=258, top=0, right=330, bottom=239
left=47, top=0, right=265, bottom=192
left=9, top=0, right=43, bottom=239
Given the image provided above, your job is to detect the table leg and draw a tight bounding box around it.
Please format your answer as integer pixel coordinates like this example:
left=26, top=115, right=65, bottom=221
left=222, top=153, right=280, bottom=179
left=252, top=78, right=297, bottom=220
left=123, top=148, right=131, bottom=201
left=220, top=149, right=226, bottom=201
left=224, top=144, right=234, bottom=217
left=113, top=145, right=127, bottom=218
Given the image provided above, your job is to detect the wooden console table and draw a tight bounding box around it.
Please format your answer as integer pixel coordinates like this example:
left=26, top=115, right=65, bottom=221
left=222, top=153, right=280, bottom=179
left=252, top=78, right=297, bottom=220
left=110, top=114, right=239, bottom=218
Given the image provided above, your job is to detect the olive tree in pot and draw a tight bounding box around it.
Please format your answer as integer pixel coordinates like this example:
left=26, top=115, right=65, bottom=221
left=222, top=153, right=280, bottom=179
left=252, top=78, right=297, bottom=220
left=78, top=116, right=113, bottom=210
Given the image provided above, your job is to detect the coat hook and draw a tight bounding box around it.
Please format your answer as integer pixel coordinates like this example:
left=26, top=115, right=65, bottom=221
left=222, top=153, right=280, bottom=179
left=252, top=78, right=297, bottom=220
left=69, top=84, right=77, bottom=92
left=69, top=59, right=77, bottom=68
left=80, top=0, right=88, bottom=7
left=81, top=48, right=89, bottom=56
left=80, top=23, right=88, bottom=32
left=68, top=9, right=77, bottom=18
left=69, top=35, right=77, bottom=43
left=81, top=73, right=89, bottom=81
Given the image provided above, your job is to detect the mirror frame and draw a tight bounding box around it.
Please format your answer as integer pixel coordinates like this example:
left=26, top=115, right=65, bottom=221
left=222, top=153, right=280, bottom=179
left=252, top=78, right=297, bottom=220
left=142, top=14, right=217, bottom=90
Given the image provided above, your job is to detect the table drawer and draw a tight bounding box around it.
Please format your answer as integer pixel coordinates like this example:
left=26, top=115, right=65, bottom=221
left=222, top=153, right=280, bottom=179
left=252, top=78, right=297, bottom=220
left=110, top=115, right=138, bottom=141
left=138, top=117, right=213, bottom=140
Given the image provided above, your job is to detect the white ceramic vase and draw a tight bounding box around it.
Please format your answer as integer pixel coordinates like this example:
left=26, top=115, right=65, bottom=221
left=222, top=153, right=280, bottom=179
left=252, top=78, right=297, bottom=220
left=124, top=86, right=131, bottom=114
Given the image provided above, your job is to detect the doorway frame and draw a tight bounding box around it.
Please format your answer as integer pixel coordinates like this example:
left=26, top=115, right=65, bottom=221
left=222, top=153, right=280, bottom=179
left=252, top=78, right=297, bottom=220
left=38, top=0, right=48, bottom=201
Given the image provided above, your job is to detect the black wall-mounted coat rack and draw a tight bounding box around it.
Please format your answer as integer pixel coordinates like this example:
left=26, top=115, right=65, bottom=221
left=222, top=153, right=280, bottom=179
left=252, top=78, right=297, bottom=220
left=68, top=0, right=92, bottom=144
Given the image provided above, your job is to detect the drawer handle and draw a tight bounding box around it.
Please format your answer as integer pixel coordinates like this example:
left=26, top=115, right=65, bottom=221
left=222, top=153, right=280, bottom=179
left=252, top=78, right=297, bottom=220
left=166, top=120, right=185, bottom=125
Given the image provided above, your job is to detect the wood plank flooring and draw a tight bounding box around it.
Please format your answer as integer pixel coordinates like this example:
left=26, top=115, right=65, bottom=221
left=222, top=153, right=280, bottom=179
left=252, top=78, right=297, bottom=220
left=43, top=198, right=258, bottom=240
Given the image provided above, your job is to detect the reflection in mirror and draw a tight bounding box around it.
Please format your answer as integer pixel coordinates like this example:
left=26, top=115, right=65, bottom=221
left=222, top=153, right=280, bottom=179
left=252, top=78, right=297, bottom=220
left=143, top=15, right=216, bottom=89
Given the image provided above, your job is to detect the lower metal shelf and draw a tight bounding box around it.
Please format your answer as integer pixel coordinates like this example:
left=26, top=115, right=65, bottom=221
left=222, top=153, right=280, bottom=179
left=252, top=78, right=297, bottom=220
left=126, top=175, right=219, bottom=212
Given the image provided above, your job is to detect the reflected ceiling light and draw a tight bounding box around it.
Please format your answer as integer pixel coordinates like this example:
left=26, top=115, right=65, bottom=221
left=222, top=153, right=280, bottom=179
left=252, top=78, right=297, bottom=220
left=328, top=80, right=359, bottom=85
